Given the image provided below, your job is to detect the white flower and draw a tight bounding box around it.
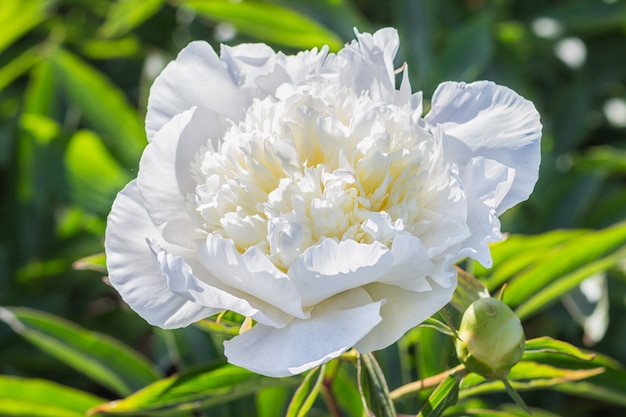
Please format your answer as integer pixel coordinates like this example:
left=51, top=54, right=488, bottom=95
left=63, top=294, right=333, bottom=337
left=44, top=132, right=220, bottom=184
left=105, top=28, right=541, bottom=377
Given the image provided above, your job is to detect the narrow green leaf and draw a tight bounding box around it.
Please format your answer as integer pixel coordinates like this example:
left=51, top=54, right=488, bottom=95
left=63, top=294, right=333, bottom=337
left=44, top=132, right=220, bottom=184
left=515, top=247, right=625, bottom=320
left=358, top=353, right=397, bottom=417
left=0, top=375, right=104, bottom=417
left=183, top=0, right=343, bottom=51
left=502, top=223, right=626, bottom=311
left=0, top=0, right=53, bottom=54
left=416, top=372, right=461, bottom=417
left=500, top=377, right=530, bottom=415
left=523, top=337, right=595, bottom=362
left=0, top=307, right=161, bottom=397
left=89, top=363, right=296, bottom=415
left=0, top=45, right=41, bottom=92
left=65, top=130, right=132, bottom=214
left=419, top=316, right=455, bottom=337
left=50, top=48, right=145, bottom=169
left=285, top=365, right=325, bottom=417
left=99, top=0, right=164, bottom=38
left=475, top=229, right=586, bottom=289
left=460, top=362, right=605, bottom=397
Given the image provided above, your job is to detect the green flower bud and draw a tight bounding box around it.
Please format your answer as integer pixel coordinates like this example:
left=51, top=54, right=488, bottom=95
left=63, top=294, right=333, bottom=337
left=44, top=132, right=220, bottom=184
left=455, top=297, right=525, bottom=379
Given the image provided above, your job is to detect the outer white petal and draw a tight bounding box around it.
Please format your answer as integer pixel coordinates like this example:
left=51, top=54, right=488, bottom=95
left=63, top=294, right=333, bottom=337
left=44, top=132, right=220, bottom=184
left=105, top=181, right=214, bottom=329
left=138, top=106, right=226, bottom=228
left=224, top=288, right=383, bottom=377
left=148, top=240, right=295, bottom=328
left=289, top=238, right=393, bottom=307
left=146, top=41, right=248, bottom=141
left=426, top=81, right=541, bottom=214
left=199, top=234, right=307, bottom=319
left=354, top=281, right=456, bottom=353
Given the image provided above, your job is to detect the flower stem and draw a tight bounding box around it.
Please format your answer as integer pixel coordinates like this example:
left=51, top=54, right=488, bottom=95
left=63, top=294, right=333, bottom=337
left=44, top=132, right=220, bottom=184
left=389, top=364, right=467, bottom=401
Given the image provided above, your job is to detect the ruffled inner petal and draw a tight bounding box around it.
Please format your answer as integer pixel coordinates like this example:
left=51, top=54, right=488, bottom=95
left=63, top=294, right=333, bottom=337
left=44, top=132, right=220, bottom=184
left=199, top=234, right=307, bottom=319
left=224, top=287, right=382, bottom=377
left=148, top=239, right=295, bottom=328
left=288, top=238, right=393, bottom=307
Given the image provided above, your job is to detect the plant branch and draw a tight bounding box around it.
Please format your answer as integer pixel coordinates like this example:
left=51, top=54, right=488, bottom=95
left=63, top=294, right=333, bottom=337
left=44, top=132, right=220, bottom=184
left=389, top=365, right=467, bottom=401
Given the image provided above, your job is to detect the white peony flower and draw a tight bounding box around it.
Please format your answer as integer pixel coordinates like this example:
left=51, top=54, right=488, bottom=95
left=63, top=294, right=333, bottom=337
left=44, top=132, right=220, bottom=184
left=105, top=28, right=541, bottom=377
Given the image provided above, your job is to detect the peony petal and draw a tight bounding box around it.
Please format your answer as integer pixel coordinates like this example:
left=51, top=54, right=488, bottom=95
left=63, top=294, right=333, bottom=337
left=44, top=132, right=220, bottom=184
left=224, top=288, right=383, bottom=377
left=456, top=157, right=513, bottom=267
left=138, top=106, right=226, bottom=229
left=426, top=81, right=541, bottom=214
left=148, top=240, right=294, bottom=328
left=381, top=234, right=434, bottom=291
left=199, top=234, right=307, bottom=319
left=219, top=42, right=277, bottom=89
left=329, top=28, right=399, bottom=101
left=145, top=41, right=248, bottom=141
left=354, top=281, right=456, bottom=353
left=289, top=238, right=394, bottom=307
left=105, top=181, right=214, bottom=329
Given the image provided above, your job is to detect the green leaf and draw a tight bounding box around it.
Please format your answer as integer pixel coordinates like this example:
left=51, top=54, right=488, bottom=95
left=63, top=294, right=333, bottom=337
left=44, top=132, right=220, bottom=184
left=65, top=130, right=132, bottom=215
left=416, top=372, right=462, bottom=417
left=474, top=229, right=586, bottom=290
left=182, top=0, right=344, bottom=51
left=256, top=386, right=290, bottom=417
left=89, top=363, right=296, bottom=415
left=50, top=48, right=145, bottom=169
left=358, top=353, right=397, bottom=417
left=0, top=375, right=104, bottom=417
left=523, top=337, right=595, bottom=362
left=285, top=365, right=325, bottom=417
left=492, top=223, right=626, bottom=319
left=0, top=0, right=53, bottom=54
left=0, top=307, right=161, bottom=397
left=500, top=377, right=530, bottom=415
left=0, top=45, right=41, bottom=92
left=99, top=0, right=164, bottom=38
left=460, top=362, right=605, bottom=397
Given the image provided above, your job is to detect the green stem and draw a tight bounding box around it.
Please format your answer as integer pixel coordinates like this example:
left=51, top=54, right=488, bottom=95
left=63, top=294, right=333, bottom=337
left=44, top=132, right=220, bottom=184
left=389, top=365, right=467, bottom=401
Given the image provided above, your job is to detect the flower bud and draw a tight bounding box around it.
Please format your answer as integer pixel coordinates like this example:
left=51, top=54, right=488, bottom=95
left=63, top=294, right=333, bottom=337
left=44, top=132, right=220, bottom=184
left=455, top=297, right=525, bottom=379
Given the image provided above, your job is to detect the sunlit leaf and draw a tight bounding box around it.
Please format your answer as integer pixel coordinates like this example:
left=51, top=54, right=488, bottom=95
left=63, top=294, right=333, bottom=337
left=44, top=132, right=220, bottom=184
left=99, top=0, right=164, bottom=38
left=65, top=130, right=131, bottom=215
left=0, top=307, right=161, bottom=397
left=461, top=362, right=605, bottom=397
left=416, top=372, right=461, bottom=417
left=0, top=45, right=41, bottom=92
left=285, top=365, right=325, bottom=417
left=524, top=337, right=595, bottom=361
left=89, top=363, right=296, bottom=415
left=0, top=375, right=104, bottom=417
left=0, top=0, right=54, bottom=54
left=182, top=0, right=344, bottom=51
left=256, top=386, right=290, bottom=417
left=50, top=48, right=145, bottom=169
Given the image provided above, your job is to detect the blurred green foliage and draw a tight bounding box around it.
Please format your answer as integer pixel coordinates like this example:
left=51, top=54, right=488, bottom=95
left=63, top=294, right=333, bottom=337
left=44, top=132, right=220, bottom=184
left=1, top=0, right=626, bottom=416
